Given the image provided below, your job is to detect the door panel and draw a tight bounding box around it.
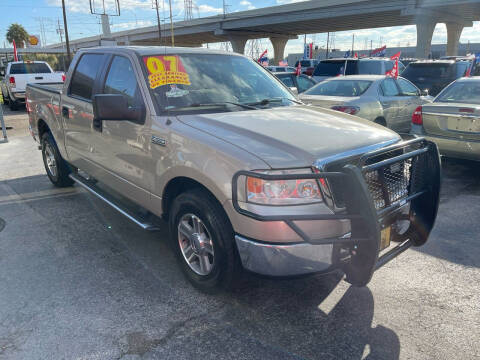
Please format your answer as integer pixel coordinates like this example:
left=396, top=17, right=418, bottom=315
left=396, top=78, right=422, bottom=131
left=90, top=55, right=152, bottom=207
left=379, top=78, right=401, bottom=130
left=63, top=53, right=107, bottom=174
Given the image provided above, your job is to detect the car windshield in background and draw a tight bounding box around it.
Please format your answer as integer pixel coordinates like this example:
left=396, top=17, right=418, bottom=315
left=10, top=63, right=52, bottom=74
left=305, top=79, right=372, bottom=97
left=402, top=63, right=454, bottom=79
left=313, top=60, right=357, bottom=76
left=358, top=60, right=392, bottom=74
left=435, top=81, right=480, bottom=105
left=143, top=54, right=295, bottom=113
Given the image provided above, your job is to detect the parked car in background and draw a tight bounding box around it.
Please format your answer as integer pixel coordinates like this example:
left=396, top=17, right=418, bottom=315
left=300, top=75, right=431, bottom=132
left=294, top=59, right=319, bottom=76
left=401, top=59, right=472, bottom=96
left=312, top=58, right=405, bottom=82
left=266, top=66, right=296, bottom=72
left=1, top=60, right=64, bottom=110
left=411, top=77, right=480, bottom=161
left=274, top=72, right=316, bottom=94
left=400, top=58, right=418, bottom=67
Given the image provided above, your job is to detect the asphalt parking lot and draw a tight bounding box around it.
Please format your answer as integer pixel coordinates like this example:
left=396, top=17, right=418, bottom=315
left=0, top=105, right=479, bottom=360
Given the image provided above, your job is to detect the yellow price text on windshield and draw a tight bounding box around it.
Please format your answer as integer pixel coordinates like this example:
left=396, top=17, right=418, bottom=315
left=144, top=55, right=191, bottom=89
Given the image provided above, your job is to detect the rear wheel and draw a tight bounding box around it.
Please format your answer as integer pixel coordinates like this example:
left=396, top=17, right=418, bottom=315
left=41, top=132, right=74, bottom=187
left=8, top=98, right=17, bottom=111
left=374, top=117, right=387, bottom=127
left=169, top=189, right=242, bottom=292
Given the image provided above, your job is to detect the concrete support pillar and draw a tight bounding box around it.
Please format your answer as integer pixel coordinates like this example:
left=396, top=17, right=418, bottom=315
left=270, top=37, right=289, bottom=65
left=229, top=37, right=247, bottom=54
left=415, top=20, right=436, bottom=59
left=446, top=22, right=464, bottom=56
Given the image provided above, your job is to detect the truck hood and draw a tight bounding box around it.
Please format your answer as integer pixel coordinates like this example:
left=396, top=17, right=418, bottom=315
left=176, top=105, right=400, bottom=168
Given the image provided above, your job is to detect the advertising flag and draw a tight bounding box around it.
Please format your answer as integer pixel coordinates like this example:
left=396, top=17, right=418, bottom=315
left=371, top=45, right=387, bottom=57
left=257, top=49, right=268, bottom=63
left=385, top=51, right=401, bottom=78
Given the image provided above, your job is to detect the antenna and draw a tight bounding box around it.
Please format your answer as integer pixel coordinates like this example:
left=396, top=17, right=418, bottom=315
left=184, top=0, right=193, bottom=21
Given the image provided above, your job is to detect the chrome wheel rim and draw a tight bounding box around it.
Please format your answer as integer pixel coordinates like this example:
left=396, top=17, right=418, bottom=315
left=44, top=143, right=57, bottom=178
left=177, top=213, right=215, bottom=276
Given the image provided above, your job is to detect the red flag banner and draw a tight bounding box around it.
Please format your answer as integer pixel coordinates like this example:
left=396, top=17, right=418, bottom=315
left=257, top=49, right=268, bottom=63
left=385, top=51, right=401, bottom=78
left=295, top=61, right=301, bottom=76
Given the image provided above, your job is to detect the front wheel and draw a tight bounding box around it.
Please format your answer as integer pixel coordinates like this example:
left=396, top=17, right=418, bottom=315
left=169, top=189, right=242, bottom=292
left=41, top=132, right=74, bottom=187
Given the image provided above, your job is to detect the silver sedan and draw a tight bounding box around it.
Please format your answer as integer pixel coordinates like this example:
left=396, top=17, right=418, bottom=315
left=299, top=75, right=432, bottom=133
left=411, top=76, right=480, bottom=161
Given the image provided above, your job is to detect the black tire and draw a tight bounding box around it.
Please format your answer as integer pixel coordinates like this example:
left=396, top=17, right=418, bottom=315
left=9, top=98, right=17, bottom=111
left=169, top=189, right=242, bottom=292
left=374, top=117, right=387, bottom=127
left=41, top=132, right=74, bottom=187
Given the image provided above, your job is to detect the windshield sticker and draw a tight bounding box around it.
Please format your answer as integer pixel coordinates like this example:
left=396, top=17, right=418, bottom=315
left=166, top=85, right=189, bottom=98
left=144, top=55, right=191, bottom=89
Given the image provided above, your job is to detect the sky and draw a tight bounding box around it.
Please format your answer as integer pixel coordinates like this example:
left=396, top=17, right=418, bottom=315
left=1, top=0, right=479, bottom=57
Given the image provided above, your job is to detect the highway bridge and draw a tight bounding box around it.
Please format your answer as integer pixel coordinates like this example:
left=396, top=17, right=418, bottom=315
left=48, top=0, right=480, bottom=63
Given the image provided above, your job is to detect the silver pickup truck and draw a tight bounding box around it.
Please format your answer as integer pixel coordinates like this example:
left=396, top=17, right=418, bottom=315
left=26, top=47, right=441, bottom=292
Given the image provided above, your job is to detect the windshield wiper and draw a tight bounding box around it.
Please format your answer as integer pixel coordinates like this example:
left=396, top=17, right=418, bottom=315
left=187, top=101, right=258, bottom=110
left=246, top=97, right=303, bottom=106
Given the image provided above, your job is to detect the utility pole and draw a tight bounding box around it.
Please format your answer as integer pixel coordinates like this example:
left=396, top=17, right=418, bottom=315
left=168, top=0, right=174, bottom=46
left=352, top=34, right=355, bottom=54
left=154, top=0, right=162, bottom=44
left=56, top=19, right=67, bottom=71
left=61, top=0, right=71, bottom=65
left=326, top=32, right=330, bottom=59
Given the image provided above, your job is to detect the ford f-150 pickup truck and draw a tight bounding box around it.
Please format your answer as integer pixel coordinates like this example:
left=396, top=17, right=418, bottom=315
left=2, top=61, right=64, bottom=110
left=26, top=47, right=441, bottom=292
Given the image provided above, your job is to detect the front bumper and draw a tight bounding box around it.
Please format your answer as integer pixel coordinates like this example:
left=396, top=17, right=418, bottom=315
left=232, top=138, right=441, bottom=286
left=235, top=235, right=335, bottom=276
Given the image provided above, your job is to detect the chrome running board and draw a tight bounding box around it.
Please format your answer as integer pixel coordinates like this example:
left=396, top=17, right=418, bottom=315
left=69, top=173, right=160, bottom=231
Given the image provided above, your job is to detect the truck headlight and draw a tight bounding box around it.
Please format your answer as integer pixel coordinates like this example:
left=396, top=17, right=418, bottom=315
left=246, top=169, right=323, bottom=205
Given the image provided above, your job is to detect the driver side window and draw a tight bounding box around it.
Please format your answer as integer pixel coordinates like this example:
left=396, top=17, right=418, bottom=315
left=104, top=56, right=142, bottom=108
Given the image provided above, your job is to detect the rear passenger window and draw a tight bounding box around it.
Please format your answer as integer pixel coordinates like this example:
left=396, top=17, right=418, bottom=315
left=380, top=78, right=400, bottom=96
left=69, top=54, right=106, bottom=100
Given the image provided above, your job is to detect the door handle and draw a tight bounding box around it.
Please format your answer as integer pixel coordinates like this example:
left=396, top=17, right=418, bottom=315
left=62, top=106, right=70, bottom=118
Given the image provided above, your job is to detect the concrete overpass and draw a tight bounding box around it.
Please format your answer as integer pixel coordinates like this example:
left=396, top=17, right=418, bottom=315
left=48, top=0, right=480, bottom=63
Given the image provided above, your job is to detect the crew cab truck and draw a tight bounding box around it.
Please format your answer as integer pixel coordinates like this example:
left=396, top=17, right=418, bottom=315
left=26, top=47, right=441, bottom=292
left=1, top=60, right=64, bottom=111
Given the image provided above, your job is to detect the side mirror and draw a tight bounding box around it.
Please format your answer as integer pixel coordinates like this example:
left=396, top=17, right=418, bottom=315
left=290, top=87, right=299, bottom=96
left=93, top=94, right=144, bottom=123
left=421, top=89, right=429, bottom=96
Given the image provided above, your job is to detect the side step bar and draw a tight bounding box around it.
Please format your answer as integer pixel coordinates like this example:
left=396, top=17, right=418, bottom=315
left=69, top=173, right=160, bottom=231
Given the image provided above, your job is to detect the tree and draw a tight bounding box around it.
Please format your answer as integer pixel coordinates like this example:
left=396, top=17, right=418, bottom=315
left=6, top=23, right=29, bottom=48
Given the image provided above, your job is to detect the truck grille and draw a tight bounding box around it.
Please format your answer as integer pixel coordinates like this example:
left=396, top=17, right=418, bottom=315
left=324, top=144, right=429, bottom=211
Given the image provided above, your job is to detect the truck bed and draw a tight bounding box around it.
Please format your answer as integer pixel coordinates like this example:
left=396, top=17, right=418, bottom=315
left=27, top=82, right=63, bottom=94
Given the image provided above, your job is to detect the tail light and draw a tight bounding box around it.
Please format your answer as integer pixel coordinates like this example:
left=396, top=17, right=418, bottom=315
left=61, top=74, right=66, bottom=82
left=412, top=106, right=423, bottom=125
left=9, top=76, right=15, bottom=85
left=331, top=105, right=360, bottom=115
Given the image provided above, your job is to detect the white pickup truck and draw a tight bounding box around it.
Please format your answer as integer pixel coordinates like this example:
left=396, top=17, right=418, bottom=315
left=1, top=61, right=64, bottom=110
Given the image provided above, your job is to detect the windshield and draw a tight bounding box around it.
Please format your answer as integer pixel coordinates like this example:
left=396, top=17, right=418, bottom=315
left=304, top=79, right=372, bottom=97
left=435, top=80, right=480, bottom=105
left=143, top=53, right=295, bottom=114
left=358, top=60, right=390, bottom=75
left=402, top=63, right=454, bottom=80
left=10, top=62, right=52, bottom=74
left=313, top=60, right=357, bottom=76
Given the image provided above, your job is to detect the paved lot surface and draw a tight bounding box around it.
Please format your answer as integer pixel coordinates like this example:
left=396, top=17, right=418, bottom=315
left=0, top=105, right=479, bottom=360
